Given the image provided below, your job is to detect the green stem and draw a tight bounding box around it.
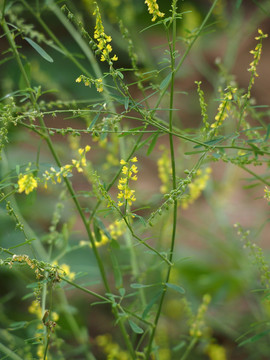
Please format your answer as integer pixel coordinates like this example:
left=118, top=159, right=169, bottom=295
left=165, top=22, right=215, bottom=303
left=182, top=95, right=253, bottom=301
left=180, top=338, right=198, bottom=360
left=60, top=276, right=111, bottom=302
left=57, top=290, right=96, bottom=360
left=145, top=6, right=178, bottom=358
left=1, top=0, right=6, bottom=20
left=239, top=164, right=270, bottom=187
left=154, top=0, right=220, bottom=110
left=0, top=343, right=24, bottom=360
left=126, top=223, right=172, bottom=266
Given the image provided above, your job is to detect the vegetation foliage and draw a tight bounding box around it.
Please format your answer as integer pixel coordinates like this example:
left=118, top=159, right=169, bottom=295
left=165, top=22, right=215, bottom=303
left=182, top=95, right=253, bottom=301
left=0, top=0, right=270, bottom=359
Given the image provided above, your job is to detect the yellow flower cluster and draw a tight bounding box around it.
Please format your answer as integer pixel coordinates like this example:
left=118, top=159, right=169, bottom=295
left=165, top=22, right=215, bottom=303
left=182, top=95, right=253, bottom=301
left=75, top=75, right=103, bottom=92
left=28, top=300, right=59, bottom=322
left=28, top=300, right=42, bottom=319
left=189, top=294, right=211, bottom=338
left=117, top=157, right=138, bottom=207
left=181, top=167, right=212, bottom=209
left=72, top=145, right=91, bottom=171
left=80, top=219, right=126, bottom=248
left=93, top=2, right=118, bottom=62
left=96, top=334, right=129, bottom=360
left=43, top=145, right=91, bottom=188
left=211, top=86, right=236, bottom=129
left=145, top=0, right=165, bottom=22
left=206, top=343, right=227, bottom=360
left=18, top=172, right=37, bottom=195
left=195, top=81, right=209, bottom=131
left=53, top=261, right=76, bottom=281
left=157, top=146, right=172, bottom=194
left=247, top=29, right=268, bottom=98
left=264, top=187, right=270, bottom=201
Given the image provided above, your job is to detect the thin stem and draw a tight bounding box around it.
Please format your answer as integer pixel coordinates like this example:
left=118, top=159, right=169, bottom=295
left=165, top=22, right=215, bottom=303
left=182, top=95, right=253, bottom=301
left=145, top=4, right=178, bottom=357
left=180, top=338, right=198, bottom=360
left=56, top=290, right=96, bottom=360
left=0, top=343, right=24, bottom=360
left=1, top=0, right=6, bottom=20
left=239, top=165, right=270, bottom=187
left=154, top=0, right=220, bottom=110
left=60, top=276, right=111, bottom=302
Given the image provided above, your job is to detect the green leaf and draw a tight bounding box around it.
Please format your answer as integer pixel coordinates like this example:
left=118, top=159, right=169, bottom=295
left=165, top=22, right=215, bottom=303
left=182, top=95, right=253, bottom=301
left=93, top=218, right=101, bottom=244
left=248, top=143, right=264, bottom=155
left=24, top=37, right=54, bottom=63
left=130, top=213, right=147, bottom=227
left=147, top=132, right=159, bottom=156
left=124, top=97, right=129, bottom=111
left=130, top=283, right=155, bottom=289
left=94, top=217, right=112, bottom=240
left=137, top=134, right=157, bottom=151
left=160, top=73, right=172, bottom=90
left=194, top=137, right=224, bottom=148
left=61, top=223, right=69, bottom=243
left=165, top=283, right=185, bottom=294
left=110, top=251, right=123, bottom=289
left=19, top=62, right=31, bottom=90
left=239, top=329, right=270, bottom=346
left=264, top=124, right=270, bottom=141
left=211, top=152, right=221, bottom=159
left=9, top=321, right=28, bottom=330
left=128, top=320, right=144, bottom=334
left=110, top=239, right=120, bottom=249
left=16, top=165, right=20, bottom=176
left=119, top=288, right=126, bottom=297
left=116, top=70, right=124, bottom=79
left=172, top=341, right=186, bottom=352
left=236, top=0, right=243, bottom=8
left=91, top=300, right=111, bottom=306
left=87, top=113, right=100, bottom=131
left=142, top=291, right=162, bottom=319
left=184, top=150, right=205, bottom=155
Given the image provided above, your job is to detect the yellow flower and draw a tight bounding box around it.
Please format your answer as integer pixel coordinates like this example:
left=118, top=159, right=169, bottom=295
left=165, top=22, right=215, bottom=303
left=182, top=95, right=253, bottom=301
left=181, top=167, right=211, bottom=209
left=18, top=173, right=38, bottom=195
left=119, top=177, right=127, bottom=184
left=211, top=87, right=236, bottom=130
left=28, top=300, right=42, bottom=318
left=95, top=78, right=103, bottom=92
left=54, top=261, right=75, bottom=281
left=116, top=158, right=138, bottom=208
left=206, top=344, right=227, bottom=360
left=93, top=2, right=118, bottom=63
left=264, top=187, right=270, bottom=201
left=145, top=0, right=165, bottom=22
left=130, top=164, right=138, bottom=173
left=157, top=146, right=172, bottom=194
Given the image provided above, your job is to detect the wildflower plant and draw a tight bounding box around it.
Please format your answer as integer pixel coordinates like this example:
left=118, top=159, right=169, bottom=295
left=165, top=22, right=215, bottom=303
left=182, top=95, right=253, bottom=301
left=0, top=1, right=270, bottom=360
